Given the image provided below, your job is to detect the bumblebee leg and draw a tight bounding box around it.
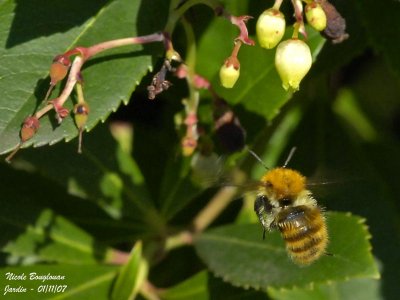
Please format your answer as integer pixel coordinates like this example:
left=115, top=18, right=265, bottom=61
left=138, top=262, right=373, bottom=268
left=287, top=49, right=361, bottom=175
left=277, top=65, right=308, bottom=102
left=254, top=195, right=271, bottom=213
left=254, top=195, right=273, bottom=239
left=270, top=219, right=278, bottom=230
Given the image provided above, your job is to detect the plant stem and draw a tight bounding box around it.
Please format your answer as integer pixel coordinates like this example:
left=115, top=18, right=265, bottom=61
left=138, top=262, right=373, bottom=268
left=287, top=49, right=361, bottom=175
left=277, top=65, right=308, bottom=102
left=75, top=82, right=85, bottom=104
left=179, top=18, right=200, bottom=155
left=292, top=0, right=304, bottom=19
left=35, top=55, right=84, bottom=119
left=106, top=248, right=130, bottom=265
left=164, top=230, right=193, bottom=251
left=292, top=22, right=300, bottom=39
left=273, top=0, right=284, bottom=10
left=177, top=0, right=221, bottom=16
left=163, top=184, right=239, bottom=249
left=56, top=55, right=83, bottom=106
left=34, top=32, right=165, bottom=121
left=231, top=40, right=242, bottom=58
left=164, top=0, right=222, bottom=34
left=291, top=0, right=307, bottom=38
left=140, top=280, right=162, bottom=300
left=181, top=18, right=197, bottom=107
left=164, top=170, right=247, bottom=250
left=192, top=186, right=238, bottom=232
left=86, top=33, right=164, bottom=58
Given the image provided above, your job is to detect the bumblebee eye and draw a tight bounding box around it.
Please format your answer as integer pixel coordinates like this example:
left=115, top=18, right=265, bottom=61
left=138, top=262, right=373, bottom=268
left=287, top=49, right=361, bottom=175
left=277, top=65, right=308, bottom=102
left=280, top=197, right=292, bottom=207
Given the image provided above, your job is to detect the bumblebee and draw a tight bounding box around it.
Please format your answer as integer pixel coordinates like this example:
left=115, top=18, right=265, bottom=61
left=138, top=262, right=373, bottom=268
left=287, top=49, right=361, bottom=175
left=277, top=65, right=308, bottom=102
left=254, top=166, right=328, bottom=265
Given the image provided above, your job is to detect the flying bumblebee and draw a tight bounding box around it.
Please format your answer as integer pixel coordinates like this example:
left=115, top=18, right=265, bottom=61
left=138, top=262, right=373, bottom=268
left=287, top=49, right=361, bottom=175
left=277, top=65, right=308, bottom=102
left=251, top=149, right=328, bottom=266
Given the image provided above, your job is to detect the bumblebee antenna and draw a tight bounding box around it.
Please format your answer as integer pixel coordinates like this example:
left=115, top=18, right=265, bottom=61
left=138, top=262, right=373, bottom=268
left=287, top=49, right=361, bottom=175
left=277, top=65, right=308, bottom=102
left=246, top=147, right=270, bottom=170
left=283, top=147, right=297, bottom=168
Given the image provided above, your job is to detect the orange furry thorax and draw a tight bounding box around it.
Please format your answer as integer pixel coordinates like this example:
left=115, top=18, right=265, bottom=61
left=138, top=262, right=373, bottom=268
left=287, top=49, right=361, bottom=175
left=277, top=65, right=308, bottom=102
left=260, top=168, right=306, bottom=199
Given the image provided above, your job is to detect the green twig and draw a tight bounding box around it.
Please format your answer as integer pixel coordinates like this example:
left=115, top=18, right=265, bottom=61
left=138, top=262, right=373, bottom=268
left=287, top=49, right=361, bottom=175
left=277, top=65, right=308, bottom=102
left=164, top=0, right=222, bottom=34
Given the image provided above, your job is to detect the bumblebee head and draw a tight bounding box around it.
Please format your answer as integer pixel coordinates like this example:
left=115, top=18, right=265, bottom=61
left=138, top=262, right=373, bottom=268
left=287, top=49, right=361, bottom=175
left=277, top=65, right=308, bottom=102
left=260, top=167, right=306, bottom=204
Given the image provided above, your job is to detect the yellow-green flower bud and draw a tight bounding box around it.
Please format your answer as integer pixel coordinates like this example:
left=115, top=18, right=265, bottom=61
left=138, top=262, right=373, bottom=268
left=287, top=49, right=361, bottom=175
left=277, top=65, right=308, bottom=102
left=166, top=49, right=181, bottom=62
left=73, top=102, right=90, bottom=154
left=219, top=58, right=240, bottom=89
left=305, top=3, right=327, bottom=31
left=275, top=39, right=312, bottom=91
left=73, top=102, right=90, bottom=130
left=256, top=9, right=286, bottom=49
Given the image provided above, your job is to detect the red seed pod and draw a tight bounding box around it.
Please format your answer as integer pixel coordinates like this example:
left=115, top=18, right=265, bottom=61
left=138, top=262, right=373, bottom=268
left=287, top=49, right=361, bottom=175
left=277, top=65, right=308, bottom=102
left=20, top=116, right=40, bottom=142
left=50, top=55, right=71, bottom=85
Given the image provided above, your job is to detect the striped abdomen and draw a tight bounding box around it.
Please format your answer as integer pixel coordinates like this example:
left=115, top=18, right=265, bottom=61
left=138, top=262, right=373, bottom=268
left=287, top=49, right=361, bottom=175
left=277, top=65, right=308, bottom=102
left=276, top=205, right=328, bottom=265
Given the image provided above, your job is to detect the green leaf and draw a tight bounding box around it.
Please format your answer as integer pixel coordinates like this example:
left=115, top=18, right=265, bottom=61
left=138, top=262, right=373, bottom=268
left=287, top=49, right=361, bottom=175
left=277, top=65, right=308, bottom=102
left=197, top=21, right=325, bottom=120
left=111, top=241, right=147, bottom=300
left=160, top=271, right=210, bottom=300
left=2, top=208, right=111, bottom=264
left=0, top=264, right=118, bottom=300
left=332, top=88, right=378, bottom=142
left=160, top=271, right=268, bottom=300
left=267, top=277, right=382, bottom=300
left=0, top=0, right=168, bottom=154
left=13, top=123, right=166, bottom=238
left=0, top=161, right=141, bottom=247
left=279, top=86, right=400, bottom=299
left=194, top=212, right=379, bottom=290
left=355, top=0, right=400, bottom=77
left=159, top=155, right=204, bottom=221
left=313, top=1, right=368, bottom=74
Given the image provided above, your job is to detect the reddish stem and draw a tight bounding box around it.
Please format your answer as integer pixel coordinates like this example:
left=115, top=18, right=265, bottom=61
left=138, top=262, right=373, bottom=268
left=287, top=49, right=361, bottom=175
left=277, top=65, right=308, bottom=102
left=107, top=249, right=130, bottom=265
left=292, top=0, right=307, bottom=38
left=222, top=13, right=255, bottom=45
left=86, top=33, right=164, bottom=58
left=231, top=40, right=242, bottom=58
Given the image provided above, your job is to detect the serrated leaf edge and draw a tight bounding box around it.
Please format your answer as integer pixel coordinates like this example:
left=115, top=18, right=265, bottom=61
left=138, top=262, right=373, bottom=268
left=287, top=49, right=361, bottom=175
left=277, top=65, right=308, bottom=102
left=198, top=212, right=380, bottom=291
left=2, top=2, right=156, bottom=154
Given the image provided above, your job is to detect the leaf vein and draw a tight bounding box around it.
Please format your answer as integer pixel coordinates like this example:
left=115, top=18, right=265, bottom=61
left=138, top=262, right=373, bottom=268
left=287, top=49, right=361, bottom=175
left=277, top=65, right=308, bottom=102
left=49, top=270, right=116, bottom=300
left=200, top=234, right=286, bottom=253
left=234, top=64, right=275, bottom=103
